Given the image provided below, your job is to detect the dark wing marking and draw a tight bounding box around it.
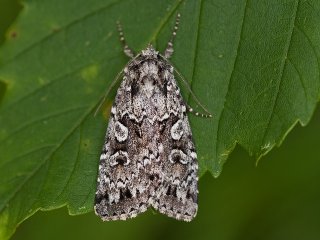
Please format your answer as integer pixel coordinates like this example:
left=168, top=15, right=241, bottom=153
left=151, top=69, right=198, bottom=221
left=94, top=77, right=150, bottom=221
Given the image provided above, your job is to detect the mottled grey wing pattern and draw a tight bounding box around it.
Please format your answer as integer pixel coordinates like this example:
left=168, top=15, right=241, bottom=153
left=152, top=113, right=198, bottom=221
left=94, top=48, right=198, bottom=221
left=94, top=79, right=151, bottom=220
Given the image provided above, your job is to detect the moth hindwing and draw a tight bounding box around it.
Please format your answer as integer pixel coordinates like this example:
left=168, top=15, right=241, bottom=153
left=95, top=14, right=202, bottom=222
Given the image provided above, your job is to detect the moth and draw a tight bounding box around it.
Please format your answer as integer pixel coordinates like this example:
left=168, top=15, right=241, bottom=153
left=94, top=14, right=211, bottom=222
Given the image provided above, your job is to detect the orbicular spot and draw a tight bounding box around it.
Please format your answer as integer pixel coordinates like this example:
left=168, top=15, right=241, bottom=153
left=114, top=121, right=128, bottom=142
left=169, top=149, right=188, bottom=165
left=110, top=151, right=130, bottom=166
left=116, top=155, right=127, bottom=165
left=170, top=119, right=184, bottom=140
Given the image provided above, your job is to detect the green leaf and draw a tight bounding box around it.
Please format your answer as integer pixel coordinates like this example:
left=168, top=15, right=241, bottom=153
left=0, top=0, right=319, bottom=238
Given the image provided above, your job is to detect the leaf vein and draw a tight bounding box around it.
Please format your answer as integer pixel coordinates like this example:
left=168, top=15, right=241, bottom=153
left=150, top=0, right=183, bottom=47
left=215, top=0, right=248, bottom=166
left=53, top=126, right=82, bottom=203
left=188, top=0, right=203, bottom=98
left=3, top=0, right=124, bottom=65
left=0, top=105, right=89, bottom=144
left=295, top=24, right=320, bottom=88
left=287, top=58, right=308, bottom=107
left=260, top=0, right=299, bottom=147
left=0, top=104, right=96, bottom=213
left=1, top=54, right=119, bottom=113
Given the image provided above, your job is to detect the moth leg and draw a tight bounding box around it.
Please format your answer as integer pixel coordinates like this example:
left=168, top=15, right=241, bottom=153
left=164, top=13, right=181, bottom=59
left=117, top=21, right=135, bottom=58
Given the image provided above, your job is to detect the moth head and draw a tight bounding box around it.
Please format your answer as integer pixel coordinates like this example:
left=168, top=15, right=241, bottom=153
left=141, top=44, right=159, bottom=58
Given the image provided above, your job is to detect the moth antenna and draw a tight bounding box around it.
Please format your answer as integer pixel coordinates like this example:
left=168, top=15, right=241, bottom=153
left=164, top=13, right=181, bottom=59
left=117, top=20, right=135, bottom=58
left=174, top=68, right=212, bottom=117
left=159, top=54, right=213, bottom=118
left=187, top=105, right=212, bottom=118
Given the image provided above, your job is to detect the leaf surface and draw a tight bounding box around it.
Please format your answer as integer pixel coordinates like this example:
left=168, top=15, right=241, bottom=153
left=0, top=0, right=319, bottom=238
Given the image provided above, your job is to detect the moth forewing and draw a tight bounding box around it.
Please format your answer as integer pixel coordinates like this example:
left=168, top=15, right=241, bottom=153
left=95, top=14, right=202, bottom=222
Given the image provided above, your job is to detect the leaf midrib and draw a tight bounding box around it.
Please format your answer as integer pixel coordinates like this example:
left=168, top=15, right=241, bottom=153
left=149, top=0, right=182, bottom=48
left=188, top=0, right=203, bottom=98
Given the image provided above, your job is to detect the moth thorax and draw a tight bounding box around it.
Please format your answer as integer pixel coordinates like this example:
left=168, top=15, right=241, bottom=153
left=140, top=61, right=159, bottom=77
left=141, top=76, right=157, bottom=98
left=141, top=46, right=158, bottom=57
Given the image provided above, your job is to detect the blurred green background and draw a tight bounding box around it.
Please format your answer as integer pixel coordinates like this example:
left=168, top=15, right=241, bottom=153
left=1, top=1, right=320, bottom=240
